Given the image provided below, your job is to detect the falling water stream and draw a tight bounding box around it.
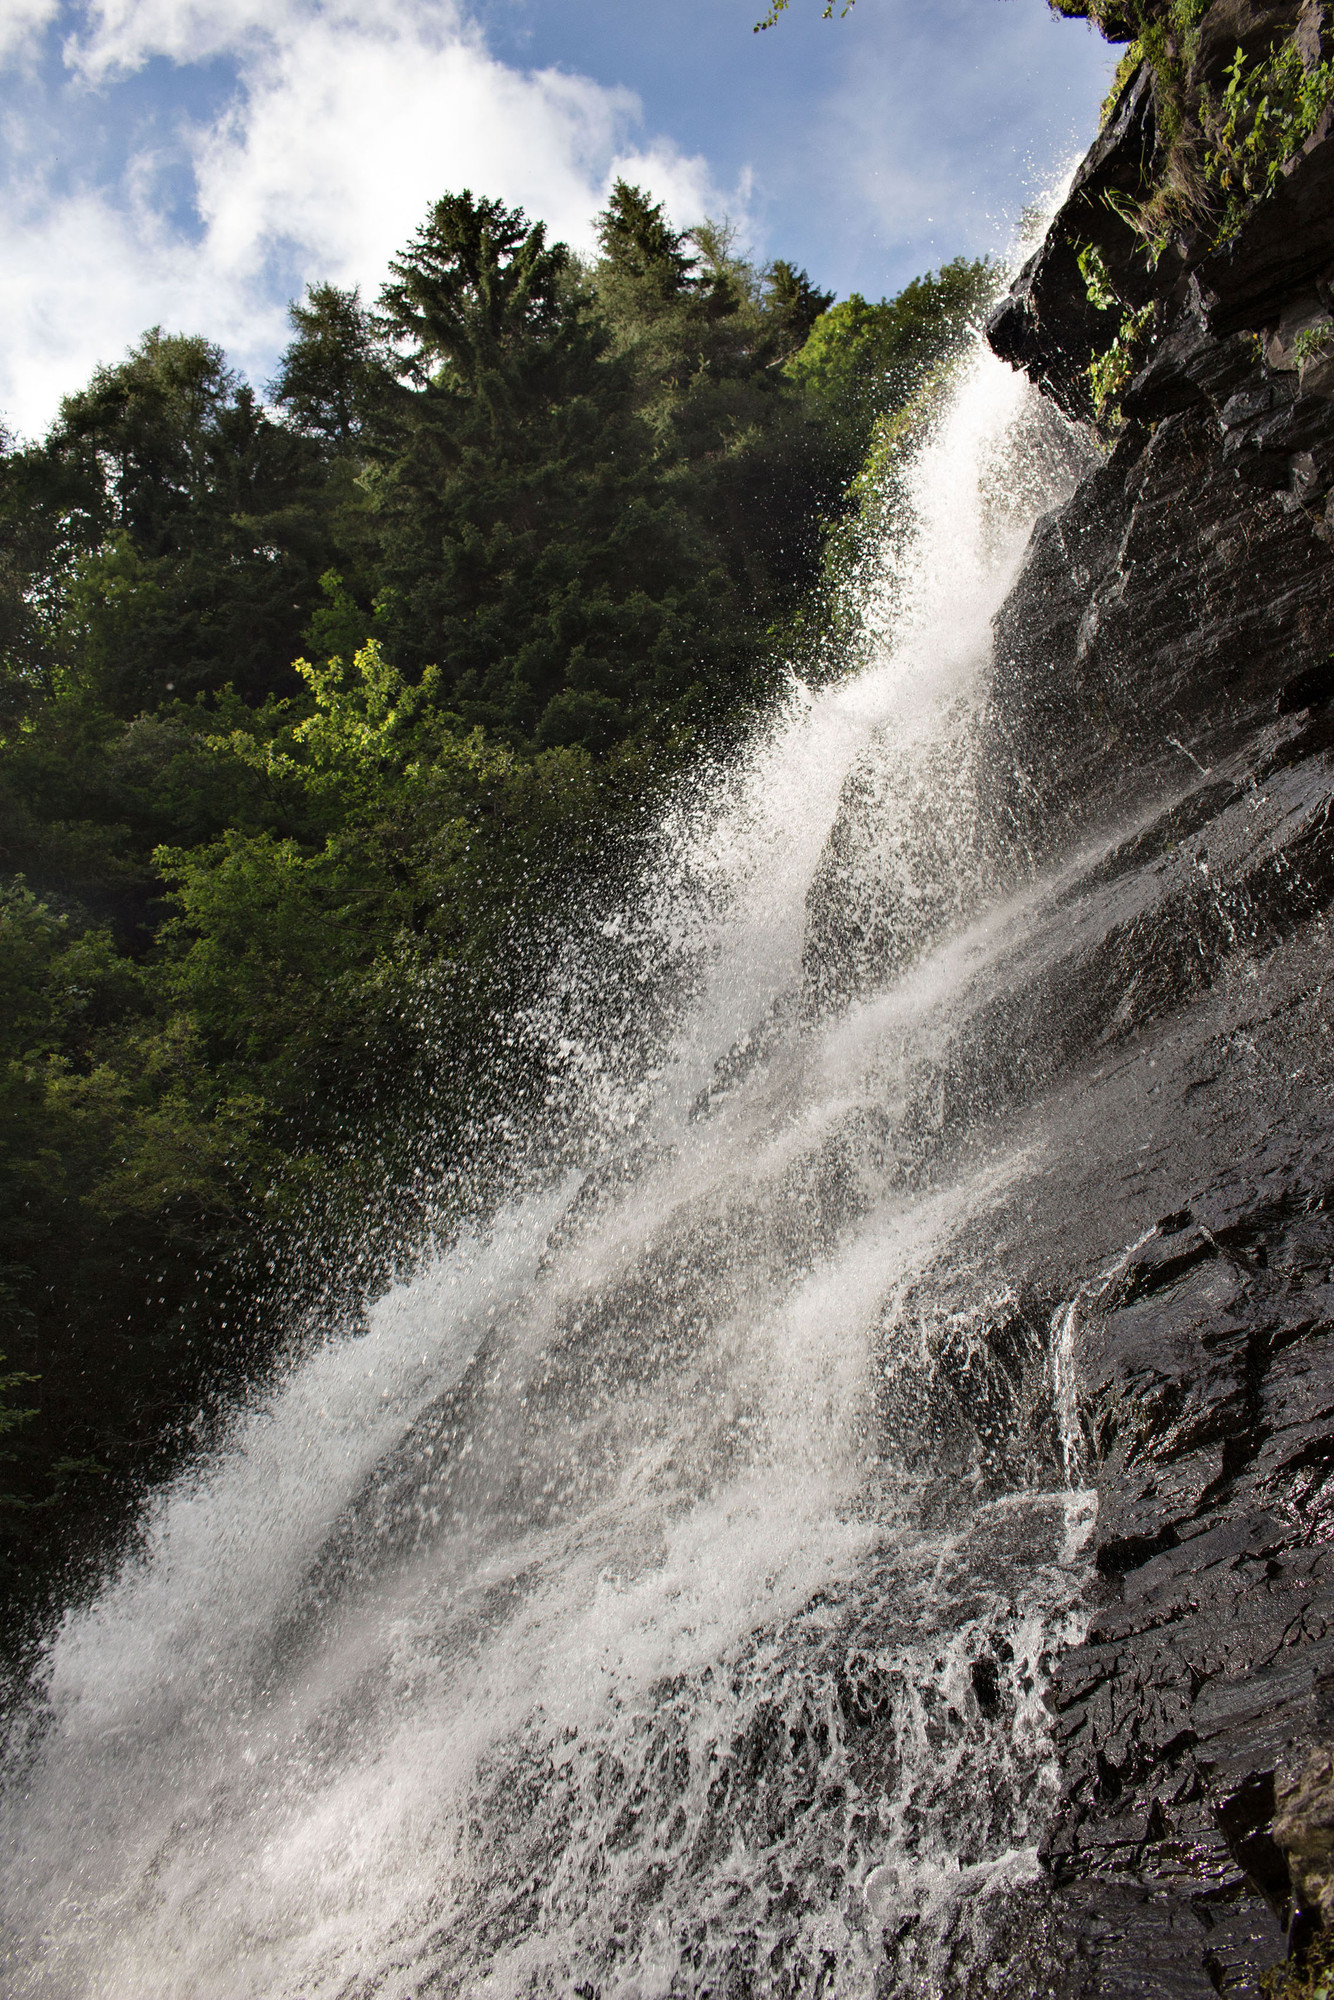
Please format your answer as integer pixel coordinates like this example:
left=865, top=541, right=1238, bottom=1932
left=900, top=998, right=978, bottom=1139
left=3, top=319, right=1109, bottom=1998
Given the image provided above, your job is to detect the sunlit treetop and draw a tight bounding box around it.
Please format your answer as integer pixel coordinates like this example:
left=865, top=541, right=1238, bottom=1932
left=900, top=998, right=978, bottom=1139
left=757, top=0, right=1139, bottom=31
left=754, top=0, right=856, bottom=33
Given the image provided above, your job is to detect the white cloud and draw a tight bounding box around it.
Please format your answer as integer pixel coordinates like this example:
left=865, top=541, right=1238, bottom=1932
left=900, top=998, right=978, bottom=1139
left=1, top=0, right=741, bottom=438
left=0, top=0, right=59, bottom=65
left=68, top=0, right=314, bottom=78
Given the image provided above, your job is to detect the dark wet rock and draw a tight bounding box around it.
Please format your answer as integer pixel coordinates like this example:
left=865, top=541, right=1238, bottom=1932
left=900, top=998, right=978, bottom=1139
left=988, top=2, right=1334, bottom=426
left=954, top=59, right=1334, bottom=1981
left=980, top=397, right=1334, bottom=863
left=909, top=902, right=1334, bottom=1995
left=985, top=61, right=1159, bottom=423
left=772, top=36, right=1334, bottom=1981
left=983, top=8, right=1334, bottom=871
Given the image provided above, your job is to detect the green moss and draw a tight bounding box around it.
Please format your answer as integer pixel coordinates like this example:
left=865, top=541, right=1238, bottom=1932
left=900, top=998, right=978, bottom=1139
left=1102, top=40, right=1145, bottom=123
left=1261, top=1928, right=1334, bottom=2000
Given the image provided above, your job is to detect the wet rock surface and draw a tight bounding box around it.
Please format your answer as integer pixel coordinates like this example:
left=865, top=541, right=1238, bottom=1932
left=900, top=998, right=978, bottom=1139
left=984, top=4, right=1334, bottom=869
left=984, top=398, right=1334, bottom=865
left=877, top=901, right=1334, bottom=1995
left=1048, top=1175, right=1334, bottom=1998
left=971, top=30, right=1334, bottom=1981
left=861, top=796, right=1334, bottom=1993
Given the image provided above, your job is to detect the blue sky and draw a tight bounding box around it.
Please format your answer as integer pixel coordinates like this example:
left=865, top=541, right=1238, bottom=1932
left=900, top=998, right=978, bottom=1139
left=0, top=0, right=1115, bottom=440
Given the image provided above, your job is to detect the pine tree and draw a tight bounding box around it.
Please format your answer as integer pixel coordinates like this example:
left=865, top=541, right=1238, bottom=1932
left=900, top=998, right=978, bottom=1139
left=373, top=192, right=743, bottom=746
left=764, top=260, right=835, bottom=358
left=1, top=330, right=335, bottom=709
left=594, top=180, right=699, bottom=326
left=269, top=284, right=391, bottom=452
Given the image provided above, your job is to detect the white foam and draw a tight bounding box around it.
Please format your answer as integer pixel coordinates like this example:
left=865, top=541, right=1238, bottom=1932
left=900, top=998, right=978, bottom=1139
left=2, top=304, right=1097, bottom=2000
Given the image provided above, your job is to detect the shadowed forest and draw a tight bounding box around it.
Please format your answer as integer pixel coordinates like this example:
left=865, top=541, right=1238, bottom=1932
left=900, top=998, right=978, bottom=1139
left=0, top=179, right=988, bottom=1633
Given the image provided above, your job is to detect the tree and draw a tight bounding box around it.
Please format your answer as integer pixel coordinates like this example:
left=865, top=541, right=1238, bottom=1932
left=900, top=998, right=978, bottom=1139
left=0, top=178, right=996, bottom=1633
left=0, top=330, right=341, bottom=711
left=371, top=191, right=747, bottom=745
left=379, top=191, right=573, bottom=387
left=590, top=188, right=842, bottom=613
left=594, top=181, right=699, bottom=328
left=764, top=260, right=835, bottom=358
left=786, top=258, right=994, bottom=466
left=269, top=283, right=392, bottom=452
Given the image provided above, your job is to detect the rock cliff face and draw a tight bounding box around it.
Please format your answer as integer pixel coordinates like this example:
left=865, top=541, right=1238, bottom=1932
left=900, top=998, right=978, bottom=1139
left=975, top=3, right=1334, bottom=1989
left=985, top=7, right=1334, bottom=863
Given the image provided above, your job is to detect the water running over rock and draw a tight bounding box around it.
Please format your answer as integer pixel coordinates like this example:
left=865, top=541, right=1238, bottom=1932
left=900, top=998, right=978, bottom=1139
left=0, top=310, right=1114, bottom=1998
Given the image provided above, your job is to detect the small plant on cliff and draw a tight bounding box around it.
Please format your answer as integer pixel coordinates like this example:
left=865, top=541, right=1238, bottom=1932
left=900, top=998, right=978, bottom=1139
left=1202, top=37, right=1334, bottom=244
left=1087, top=304, right=1154, bottom=416
left=1077, top=243, right=1121, bottom=315
left=1064, top=1, right=1334, bottom=259
left=1086, top=1, right=1215, bottom=260
left=1077, top=243, right=1153, bottom=418
left=1260, top=1925, right=1334, bottom=2000
left=1294, top=323, right=1334, bottom=366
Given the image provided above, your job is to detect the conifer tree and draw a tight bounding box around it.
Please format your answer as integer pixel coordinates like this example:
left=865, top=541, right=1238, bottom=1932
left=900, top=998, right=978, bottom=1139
left=0, top=331, right=334, bottom=709
left=594, top=181, right=699, bottom=326
left=764, top=260, right=835, bottom=358
left=270, top=284, right=391, bottom=452
left=372, top=191, right=741, bottom=746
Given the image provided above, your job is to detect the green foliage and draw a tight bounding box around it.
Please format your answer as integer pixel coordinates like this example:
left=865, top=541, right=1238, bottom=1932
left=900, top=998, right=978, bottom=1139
left=1047, top=1, right=1138, bottom=35
left=269, top=283, right=391, bottom=450
left=584, top=182, right=844, bottom=637
left=1053, top=1, right=1333, bottom=259
left=1076, top=243, right=1153, bottom=418
left=594, top=180, right=698, bottom=314
left=766, top=259, right=836, bottom=353
left=370, top=188, right=789, bottom=748
left=753, top=0, right=854, bottom=30
left=0, top=329, right=341, bottom=711
left=1077, top=242, right=1121, bottom=315
left=1261, top=1928, right=1334, bottom=2000
left=1101, top=40, right=1145, bottom=122
left=0, top=179, right=981, bottom=1632
left=1088, top=304, right=1154, bottom=415
left=0, top=1360, right=38, bottom=1441
left=0, top=872, right=265, bottom=1594
left=1203, top=37, right=1334, bottom=243
left=380, top=191, right=572, bottom=384
left=1295, top=323, right=1334, bottom=365
left=786, top=261, right=993, bottom=457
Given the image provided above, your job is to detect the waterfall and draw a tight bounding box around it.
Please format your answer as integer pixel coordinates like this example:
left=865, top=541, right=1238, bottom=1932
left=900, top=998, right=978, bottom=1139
left=2, top=322, right=1106, bottom=2000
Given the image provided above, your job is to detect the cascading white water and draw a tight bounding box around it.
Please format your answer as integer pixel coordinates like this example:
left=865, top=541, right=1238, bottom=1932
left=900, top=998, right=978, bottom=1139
left=2, top=322, right=1101, bottom=2000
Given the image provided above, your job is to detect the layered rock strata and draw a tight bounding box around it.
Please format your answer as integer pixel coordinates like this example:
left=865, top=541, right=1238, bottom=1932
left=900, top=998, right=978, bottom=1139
left=966, top=4, right=1334, bottom=1988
